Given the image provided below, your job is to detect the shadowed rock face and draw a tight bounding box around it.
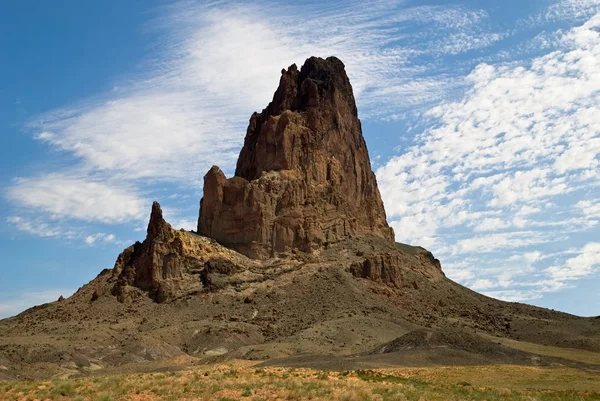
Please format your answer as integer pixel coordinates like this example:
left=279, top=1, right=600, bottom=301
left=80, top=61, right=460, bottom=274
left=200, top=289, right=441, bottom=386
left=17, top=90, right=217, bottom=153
left=198, top=56, right=395, bottom=259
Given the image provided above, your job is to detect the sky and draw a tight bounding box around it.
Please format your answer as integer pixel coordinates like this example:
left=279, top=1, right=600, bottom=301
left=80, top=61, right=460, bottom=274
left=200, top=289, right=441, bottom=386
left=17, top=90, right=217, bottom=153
left=1, top=0, right=599, bottom=318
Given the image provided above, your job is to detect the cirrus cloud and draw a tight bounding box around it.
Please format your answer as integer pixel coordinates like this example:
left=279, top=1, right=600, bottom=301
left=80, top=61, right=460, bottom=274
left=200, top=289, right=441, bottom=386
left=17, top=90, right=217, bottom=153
left=7, top=174, right=146, bottom=223
left=378, top=11, right=600, bottom=301
left=8, top=0, right=499, bottom=233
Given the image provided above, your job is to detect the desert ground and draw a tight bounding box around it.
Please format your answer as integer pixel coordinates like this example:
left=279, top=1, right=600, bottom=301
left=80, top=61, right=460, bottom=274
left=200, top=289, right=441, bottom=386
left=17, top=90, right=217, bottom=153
left=2, top=359, right=600, bottom=401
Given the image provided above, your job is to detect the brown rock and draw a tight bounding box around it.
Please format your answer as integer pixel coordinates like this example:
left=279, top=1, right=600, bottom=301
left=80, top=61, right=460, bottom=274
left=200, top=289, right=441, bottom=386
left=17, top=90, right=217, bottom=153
left=147, top=201, right=173, bottom=241
left=110, top=201, right=248, bottom=303
left=349, top=248, right=444, bottom=288
left=111, top=201, right=187, bottom=302
left=198, top=56, right=394, bottom=258
left=349, top=253, right=406, bottom=287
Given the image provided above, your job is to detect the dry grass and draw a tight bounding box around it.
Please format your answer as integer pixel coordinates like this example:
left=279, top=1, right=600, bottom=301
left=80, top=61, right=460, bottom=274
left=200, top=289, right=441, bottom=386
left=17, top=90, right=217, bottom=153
left=0, top=361, right=599, bottom=401
left=483, top=335, right=600, bottom=366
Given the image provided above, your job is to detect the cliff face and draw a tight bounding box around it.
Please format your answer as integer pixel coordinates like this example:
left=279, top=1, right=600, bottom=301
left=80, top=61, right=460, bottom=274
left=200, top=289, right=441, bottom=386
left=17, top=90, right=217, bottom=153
left=198, top=57, right=394, bottom=259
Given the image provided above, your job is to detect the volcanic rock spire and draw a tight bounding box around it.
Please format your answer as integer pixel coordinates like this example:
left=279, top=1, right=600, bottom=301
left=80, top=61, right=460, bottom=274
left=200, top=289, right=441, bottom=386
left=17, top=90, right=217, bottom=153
left=198, top=56, right=395, bottom=259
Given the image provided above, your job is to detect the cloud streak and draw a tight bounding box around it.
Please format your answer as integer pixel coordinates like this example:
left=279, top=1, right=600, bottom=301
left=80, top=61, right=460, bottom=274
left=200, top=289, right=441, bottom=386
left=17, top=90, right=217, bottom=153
left=7, top=174, right=146, bottom=223
left=9, top=0, right=501, bottom=237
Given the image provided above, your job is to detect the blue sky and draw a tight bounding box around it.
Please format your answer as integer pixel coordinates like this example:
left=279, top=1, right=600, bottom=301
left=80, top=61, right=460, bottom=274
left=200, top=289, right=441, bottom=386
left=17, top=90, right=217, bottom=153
left=1, top=0, right=599, bottom=318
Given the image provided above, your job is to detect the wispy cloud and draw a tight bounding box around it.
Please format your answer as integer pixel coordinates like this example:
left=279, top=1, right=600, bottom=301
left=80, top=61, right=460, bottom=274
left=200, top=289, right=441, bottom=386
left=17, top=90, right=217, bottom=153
left=7, top=0, right=502, bottom=236
left=545, top=242, right=600, bottom=282
left=30, top=1, right=491, bottom=181
left=84, top=232, right=117, bottom=246
left=6, top=216, right=71, bottom=239
left=542, top=0, right=600, bottom=23
left=7, top=174, right=146, bottom=223
left=6, top=214, right=126, bottom=248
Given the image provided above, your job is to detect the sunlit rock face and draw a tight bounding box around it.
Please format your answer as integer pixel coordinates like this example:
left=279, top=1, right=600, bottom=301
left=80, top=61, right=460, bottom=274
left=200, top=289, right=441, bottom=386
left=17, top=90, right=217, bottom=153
left=198, top=56, right=394, bottom=259
left=111, top=201, right=248, bottom=302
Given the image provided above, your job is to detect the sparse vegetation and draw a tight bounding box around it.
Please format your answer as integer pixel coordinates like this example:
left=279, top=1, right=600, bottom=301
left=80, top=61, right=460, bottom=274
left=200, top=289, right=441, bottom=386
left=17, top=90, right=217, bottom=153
left=49, top=381, right=76, bottom=397
left=1, top=361, right=599, bottom=401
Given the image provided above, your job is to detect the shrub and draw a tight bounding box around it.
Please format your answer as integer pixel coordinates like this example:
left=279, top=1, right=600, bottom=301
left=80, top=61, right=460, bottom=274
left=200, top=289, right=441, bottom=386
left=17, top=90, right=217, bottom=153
left=50, top=381, right=76, bottom=397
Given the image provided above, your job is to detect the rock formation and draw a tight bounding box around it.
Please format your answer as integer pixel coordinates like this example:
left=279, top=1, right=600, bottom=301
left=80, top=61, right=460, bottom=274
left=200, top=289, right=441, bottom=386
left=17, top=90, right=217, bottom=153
left=5, top=57, right=600, bottom=382
left=349, top=250, right=442, bottom=288
left=111, top=201, right=248, bottom=302
left=198, top=56, right=394, bottom=259
left=108, top=57, right=438, bottom=304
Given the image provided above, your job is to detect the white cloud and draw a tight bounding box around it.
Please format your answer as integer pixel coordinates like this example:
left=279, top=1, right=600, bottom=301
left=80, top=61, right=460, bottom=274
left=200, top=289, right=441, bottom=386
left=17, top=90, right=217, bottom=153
left=31, top=1, right=488, bottom=179
left=7, top=216, right=64, bottom=238
left=0, top=289, right=75, bottom=319
left=482, top=289, right=544, bottom=303
left=7, top=215, right=124, bottom=247
left=84, top=232, right=117, bottom=246
left=435, top=32, right=506, bottom=55
left=32, top=92, right=243, bottom=181
left=27, top=3, right=386, bottom=182
left=452, top=232, right=556, bottom=255
left=474, top=218, right=510, bottom=232
left=488, top=169, right=570, bottom=208
left=161, top=206, right=197, bottom=231
left=443, top=262, right=476, bottom=282
left=545, top=242, right=600, bottom=281
left=7, top=0, right=504, bottom=233
left=380, top=10, right=600, bottom=230
left=508, top=251, right=544, bottom=264
left=172, top=220, right=196, bottom=231
left=7, top=174, right=146, bottom=224
left=576, top=199, right=600, bottom=218
left=378, top=10, right=600, bottom=301
left=471, top=278, right=496, bottom=290
left=543, top=0, right=600, bottom=23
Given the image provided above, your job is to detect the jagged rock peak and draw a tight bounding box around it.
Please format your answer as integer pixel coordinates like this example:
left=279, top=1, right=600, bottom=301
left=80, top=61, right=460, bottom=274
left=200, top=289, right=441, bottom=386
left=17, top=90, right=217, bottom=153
left=111, top=201, right=249, bottom=303
left=147, top=201, right=172, bottom=240
left=198, top=56, right=395, bottom=259
left=235, top=56, right=358, bottom=181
